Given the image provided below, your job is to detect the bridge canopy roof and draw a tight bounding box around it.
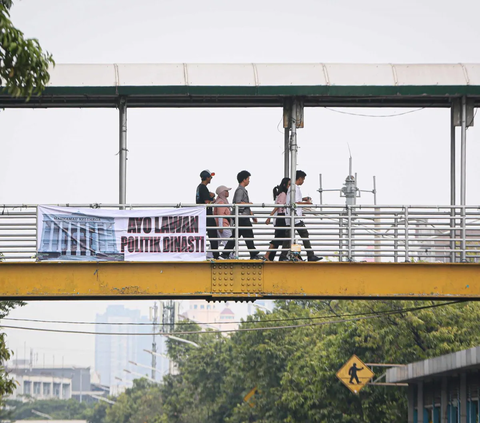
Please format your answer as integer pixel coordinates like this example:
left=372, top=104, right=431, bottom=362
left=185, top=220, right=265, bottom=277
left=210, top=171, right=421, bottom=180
left=2, top=63, right=480, bottom=108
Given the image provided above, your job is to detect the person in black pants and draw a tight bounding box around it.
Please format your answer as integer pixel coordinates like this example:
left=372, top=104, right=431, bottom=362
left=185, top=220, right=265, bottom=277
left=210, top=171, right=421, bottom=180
left=265, top=177, right=290, bottom=261
left=196, top=169, right=219, bottom=259
left=221, top=170, right=263, bottom=260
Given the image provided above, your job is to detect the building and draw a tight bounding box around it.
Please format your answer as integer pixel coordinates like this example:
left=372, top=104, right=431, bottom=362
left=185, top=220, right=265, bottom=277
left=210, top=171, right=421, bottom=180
left=8, top=373, right=72, bottom=401
left=95, top=305, right=163, bottom=389
left=6, top=366, right=90, bottom=402
left=182, top=300, right=238, bottom=330
left=38, top=211, right=122, bottom=261
left=386, top=345, right=480, bottom=423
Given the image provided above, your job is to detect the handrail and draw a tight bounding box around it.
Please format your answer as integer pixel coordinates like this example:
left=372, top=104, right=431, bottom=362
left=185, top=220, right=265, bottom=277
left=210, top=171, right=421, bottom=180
left=0, top=204, right=479, bottom=263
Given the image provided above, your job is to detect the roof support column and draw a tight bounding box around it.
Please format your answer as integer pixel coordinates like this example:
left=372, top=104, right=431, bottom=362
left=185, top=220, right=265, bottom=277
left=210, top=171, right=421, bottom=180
left=289, top=99, right=299, bottom=247
left=119, top=97, right=127, bottom=209
left=450, top=104, right=456, bottom=263
left=417, top=381, right=424, bottom=423
left=460, top=96, right=467, bottom=261
left=460, top=373, right=467, bottom=423
left=283, top=99, right=292, bottom=178
left=441, top=377, right=447, bottom=423
left=407, top=384, right=415, bottom=423
left=284, top=128, right=290, bottom=178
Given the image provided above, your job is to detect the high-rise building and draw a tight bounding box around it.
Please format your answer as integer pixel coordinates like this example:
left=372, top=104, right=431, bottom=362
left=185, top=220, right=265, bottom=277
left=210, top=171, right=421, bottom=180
left=181, top=300, right=238, bottom=330
left=95, top=305, right=158, bottom=388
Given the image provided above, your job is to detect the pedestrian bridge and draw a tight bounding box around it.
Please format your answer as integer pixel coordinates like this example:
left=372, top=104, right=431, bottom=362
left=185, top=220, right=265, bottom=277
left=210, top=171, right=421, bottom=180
left=2, top=63, right=480, bottom=300
left=1, top=203, right=479, bottom=300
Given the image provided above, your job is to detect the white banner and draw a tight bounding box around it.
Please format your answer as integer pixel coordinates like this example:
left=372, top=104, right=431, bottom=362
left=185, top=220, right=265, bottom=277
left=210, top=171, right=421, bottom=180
left=37, top=206, right=207, bottom=262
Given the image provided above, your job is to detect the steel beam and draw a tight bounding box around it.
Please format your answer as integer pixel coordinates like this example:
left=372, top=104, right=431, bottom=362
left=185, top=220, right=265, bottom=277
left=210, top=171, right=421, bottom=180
left=1, top=262, right=480, bottom=300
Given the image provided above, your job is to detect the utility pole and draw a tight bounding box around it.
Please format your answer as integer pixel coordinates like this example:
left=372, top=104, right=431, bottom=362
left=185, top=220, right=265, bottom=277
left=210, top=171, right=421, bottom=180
left=161, top=300, right=178, bottom=375
left=150, top=302, right=158, bottom=380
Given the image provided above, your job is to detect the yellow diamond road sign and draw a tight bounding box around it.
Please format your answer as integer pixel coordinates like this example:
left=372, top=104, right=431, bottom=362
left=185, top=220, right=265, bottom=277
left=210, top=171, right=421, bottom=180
left=336, top=355, right=374, bottom=394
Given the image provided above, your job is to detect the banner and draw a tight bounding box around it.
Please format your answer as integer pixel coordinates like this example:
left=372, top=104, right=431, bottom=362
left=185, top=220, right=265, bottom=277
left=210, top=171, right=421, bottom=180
left=37, top=206, right=207, bottom=262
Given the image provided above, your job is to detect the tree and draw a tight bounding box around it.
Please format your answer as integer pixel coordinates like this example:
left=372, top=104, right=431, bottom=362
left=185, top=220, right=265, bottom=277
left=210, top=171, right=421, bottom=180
left=101, top=378, right=165, bottom=423
left=89, top=301, right=480, bottom=423
left=0, top=1, right=54, bottom=99
left=0, top=301, right=24, bottom=407
left=5, top=398, right=96, bottom=421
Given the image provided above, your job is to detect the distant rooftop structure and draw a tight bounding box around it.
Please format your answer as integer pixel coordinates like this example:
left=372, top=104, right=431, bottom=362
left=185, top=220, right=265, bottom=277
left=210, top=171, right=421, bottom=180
left=2, top=63, right=480, bottom=108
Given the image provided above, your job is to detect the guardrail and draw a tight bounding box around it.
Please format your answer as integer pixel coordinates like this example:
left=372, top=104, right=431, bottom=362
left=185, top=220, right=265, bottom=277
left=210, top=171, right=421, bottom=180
left=0, top=204, right=479, bottom=263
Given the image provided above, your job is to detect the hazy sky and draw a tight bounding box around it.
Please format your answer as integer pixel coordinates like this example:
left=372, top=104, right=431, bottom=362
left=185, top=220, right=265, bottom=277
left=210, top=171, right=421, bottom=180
left=2, top=0, right=480, bottom=370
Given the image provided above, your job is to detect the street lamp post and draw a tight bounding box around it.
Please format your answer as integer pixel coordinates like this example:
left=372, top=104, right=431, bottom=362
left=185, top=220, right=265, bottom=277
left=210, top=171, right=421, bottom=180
left=164, top=334, right=200, bottom=348
left=128, top=360, right=163, bottom=376
left=123, top=368, right=159, bottom=384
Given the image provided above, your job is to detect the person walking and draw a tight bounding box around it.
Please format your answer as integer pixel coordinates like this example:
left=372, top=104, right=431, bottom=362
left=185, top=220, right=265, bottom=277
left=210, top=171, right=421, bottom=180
left=348, top=363, right=364, bottom=384
left=196, top=169, right=219, bottom=259
left=265, top=177, right=290, bottom=261
left=221, top=170, right=263, bottom=260
left=214, top=185, right=232, bottom=249
left=279, top=170, right=322, bottom=262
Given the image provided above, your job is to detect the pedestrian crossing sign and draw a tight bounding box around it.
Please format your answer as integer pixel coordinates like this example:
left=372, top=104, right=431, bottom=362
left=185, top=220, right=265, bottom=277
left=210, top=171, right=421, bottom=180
left=336, top=355, right=374, bottom=394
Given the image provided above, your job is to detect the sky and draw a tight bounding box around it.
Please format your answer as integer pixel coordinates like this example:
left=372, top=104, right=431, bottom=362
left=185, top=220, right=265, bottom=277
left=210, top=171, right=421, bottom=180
left=2, top=0, right=480, bottom=371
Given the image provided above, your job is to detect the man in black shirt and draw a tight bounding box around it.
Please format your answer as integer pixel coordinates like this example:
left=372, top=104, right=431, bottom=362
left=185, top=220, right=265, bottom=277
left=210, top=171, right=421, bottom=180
left=196, top=170, right=219, bottom=259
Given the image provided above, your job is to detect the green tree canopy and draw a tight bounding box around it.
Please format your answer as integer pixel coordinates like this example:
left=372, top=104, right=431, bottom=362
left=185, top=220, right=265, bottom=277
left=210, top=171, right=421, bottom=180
left=0, top=1, right=54, bottom=99
left=0, top=301, right=24, bottom=408
left=88, top=300, right=480, bottom=423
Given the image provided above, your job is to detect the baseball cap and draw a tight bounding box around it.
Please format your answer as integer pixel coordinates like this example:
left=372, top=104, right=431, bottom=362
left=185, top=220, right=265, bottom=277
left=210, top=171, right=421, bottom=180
left=200, top=169, right=215, bottom=179
left=216, top=185, right=232, bottom=195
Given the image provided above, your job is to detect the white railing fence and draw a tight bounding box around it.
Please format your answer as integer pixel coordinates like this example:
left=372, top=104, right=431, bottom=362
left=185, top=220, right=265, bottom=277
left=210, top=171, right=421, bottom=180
left=0, top=204, right=478, bottom=263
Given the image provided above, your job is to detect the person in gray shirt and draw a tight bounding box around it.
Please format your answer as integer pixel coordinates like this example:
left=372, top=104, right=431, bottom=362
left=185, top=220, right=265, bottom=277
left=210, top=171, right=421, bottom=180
left=221, top=170, right=263, bottom=260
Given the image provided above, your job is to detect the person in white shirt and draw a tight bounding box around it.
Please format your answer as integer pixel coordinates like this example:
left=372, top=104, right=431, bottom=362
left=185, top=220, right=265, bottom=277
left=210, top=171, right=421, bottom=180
left=279, top=170, right=322, bottom=262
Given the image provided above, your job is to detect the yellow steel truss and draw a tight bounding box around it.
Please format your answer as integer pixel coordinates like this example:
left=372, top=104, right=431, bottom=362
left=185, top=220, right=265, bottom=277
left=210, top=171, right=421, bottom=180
left=1, top=261, right=479, bottom=300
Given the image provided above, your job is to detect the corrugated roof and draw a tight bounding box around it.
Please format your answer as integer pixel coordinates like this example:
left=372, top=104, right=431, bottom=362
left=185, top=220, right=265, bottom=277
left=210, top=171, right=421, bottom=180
left=2, top=63, right=480, bottom=108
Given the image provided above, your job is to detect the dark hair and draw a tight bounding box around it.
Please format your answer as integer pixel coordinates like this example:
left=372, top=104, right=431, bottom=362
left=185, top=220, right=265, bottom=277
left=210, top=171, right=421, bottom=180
left=237, top=170, right=251, bottom=184
left=296, top=170, right=307, bottom=180
left=273, top=177, right=290, bottom=199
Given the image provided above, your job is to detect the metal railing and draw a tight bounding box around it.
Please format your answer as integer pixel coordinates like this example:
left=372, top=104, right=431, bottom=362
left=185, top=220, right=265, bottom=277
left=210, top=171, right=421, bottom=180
left=0, top=204, right=479, bottom=263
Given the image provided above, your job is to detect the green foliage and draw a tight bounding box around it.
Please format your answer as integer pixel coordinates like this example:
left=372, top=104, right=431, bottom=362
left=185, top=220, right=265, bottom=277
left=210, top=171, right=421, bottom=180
left=5, top=398, right=95, bottom=420
left=91, top=300, right=480, bottom=423
left=89, top=378, right=164, bottom=423
left=0, top=3, right=54, bottom=99
left=0, top=300, right=24, bottom=406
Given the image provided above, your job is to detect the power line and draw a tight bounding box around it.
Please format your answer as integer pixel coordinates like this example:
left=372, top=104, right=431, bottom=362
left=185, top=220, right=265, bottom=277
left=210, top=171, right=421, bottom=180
left=325, top=107, right=426, bottom=118
left=1, top=300, right=465, bottom=327
left=0, top=301, right=465, bottom=337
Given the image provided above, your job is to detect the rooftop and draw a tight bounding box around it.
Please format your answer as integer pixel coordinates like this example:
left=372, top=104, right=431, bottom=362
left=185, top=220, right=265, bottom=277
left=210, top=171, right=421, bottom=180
left=386, top=345, right=480, bottom=383
left=2, top=63, right=480, bottom=108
